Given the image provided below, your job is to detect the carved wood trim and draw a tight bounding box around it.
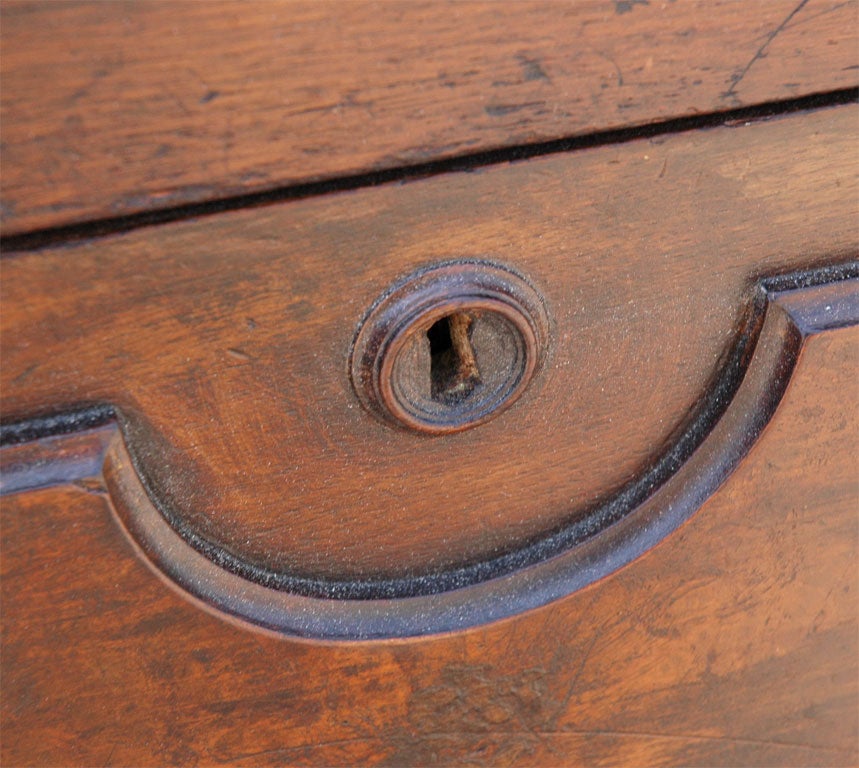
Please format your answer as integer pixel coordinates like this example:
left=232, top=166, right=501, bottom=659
left=3, top=267, right=855, bottom=639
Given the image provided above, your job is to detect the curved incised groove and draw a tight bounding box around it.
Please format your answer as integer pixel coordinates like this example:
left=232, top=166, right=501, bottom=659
left=2, top=266, right=857, bottom=640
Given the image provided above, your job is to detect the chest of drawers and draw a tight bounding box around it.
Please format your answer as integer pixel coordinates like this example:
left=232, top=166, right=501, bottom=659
left=2, top=2, right=857, bottom=765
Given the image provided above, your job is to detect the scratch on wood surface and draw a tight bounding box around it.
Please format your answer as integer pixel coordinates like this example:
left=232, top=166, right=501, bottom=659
left=777, top=0, right=854, bottom=30
left=547, top=626, right=604, bottom=729
left=725, top=0, right=811, bottom=97
left=416, top=729, right=857, bottom=755
left=11, top=363, right=38, bottom=385
left=221, top=739, right=384, bottom=763
left=229, top=730, right=858, bottom=764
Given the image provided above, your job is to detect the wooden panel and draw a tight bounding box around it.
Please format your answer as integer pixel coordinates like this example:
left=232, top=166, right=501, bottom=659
left=2, top=322, right=856, bottom=766
left=2, top=104, right=856, bottom=586
left=1, top=0, right=856, bottom=234
left=3, top=274, right=851, bottom=641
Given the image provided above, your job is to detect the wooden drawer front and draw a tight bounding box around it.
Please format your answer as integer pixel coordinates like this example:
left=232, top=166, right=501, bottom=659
left=2, top=316, right=857, bottom=765
left=2, top=102, right=857, bottom=625
left=1, top=0, right=856, bottom=233
left=1, top=4, right=857, bottom=756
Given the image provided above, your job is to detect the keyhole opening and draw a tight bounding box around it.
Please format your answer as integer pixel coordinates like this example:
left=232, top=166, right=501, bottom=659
left=427, top=313, right=481, bottom=404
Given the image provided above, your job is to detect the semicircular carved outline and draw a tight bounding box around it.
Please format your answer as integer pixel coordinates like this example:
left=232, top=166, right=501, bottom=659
left=2, top=265, right=857, bottom=640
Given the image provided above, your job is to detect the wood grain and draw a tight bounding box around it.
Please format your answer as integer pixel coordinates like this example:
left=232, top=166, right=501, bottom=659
left=2, top=104, right=857, bottom=585
left=2, top=0, right=857, bottom=234
left=2, top=322, right=856, bottom=766
left=2, top=273, right=840, bottom=640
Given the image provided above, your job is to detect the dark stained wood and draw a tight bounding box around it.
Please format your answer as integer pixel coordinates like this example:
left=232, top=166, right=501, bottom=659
left=6, top=275, right=841, bottom=640
left=2, top=105, right=857, bottom=586
left=2, top=322, right=856, bottom=766
left=1, top=0, right=857, bottom=234
left=3, top=1, right=856, bottom=760
left=0, top=423, right=113, bottom=496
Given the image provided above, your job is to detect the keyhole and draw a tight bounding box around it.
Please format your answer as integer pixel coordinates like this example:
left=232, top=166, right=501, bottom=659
left=350, top=261, right=548, bottom=433
left=427, top=313, right=481, bottom=403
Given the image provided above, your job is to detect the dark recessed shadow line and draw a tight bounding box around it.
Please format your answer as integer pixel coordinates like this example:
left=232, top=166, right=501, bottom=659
left=1, top=88, right=856, bottom=255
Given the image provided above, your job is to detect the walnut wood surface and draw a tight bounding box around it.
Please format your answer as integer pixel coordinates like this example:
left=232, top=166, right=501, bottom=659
left=1, top=274, right=840, bottom=641
left=2, top=105, right=856, bottom=584
left=2, top=323, right=856, bottom=766
left=2, top=0, right=857, bottom=234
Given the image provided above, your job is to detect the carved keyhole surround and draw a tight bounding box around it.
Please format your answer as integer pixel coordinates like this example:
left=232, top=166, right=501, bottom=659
left=350, top=261, right=550, bottom=434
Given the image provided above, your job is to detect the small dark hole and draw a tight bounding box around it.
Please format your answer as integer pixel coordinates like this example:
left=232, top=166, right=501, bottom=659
left=426, top=315, right=453, bottom=359
left=427, top=313, right=480, bottom=404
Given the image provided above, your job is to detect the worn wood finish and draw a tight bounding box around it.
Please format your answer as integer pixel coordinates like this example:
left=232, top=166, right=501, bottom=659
left=2, top=321, right=856, bottom=765
left=0, top=423, right=114, bottom=496
left=2, top=105, right=856, bottom=586
left=3, top=274, right=849, bottom=640
left=2, top=0, right=856, bottom=234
